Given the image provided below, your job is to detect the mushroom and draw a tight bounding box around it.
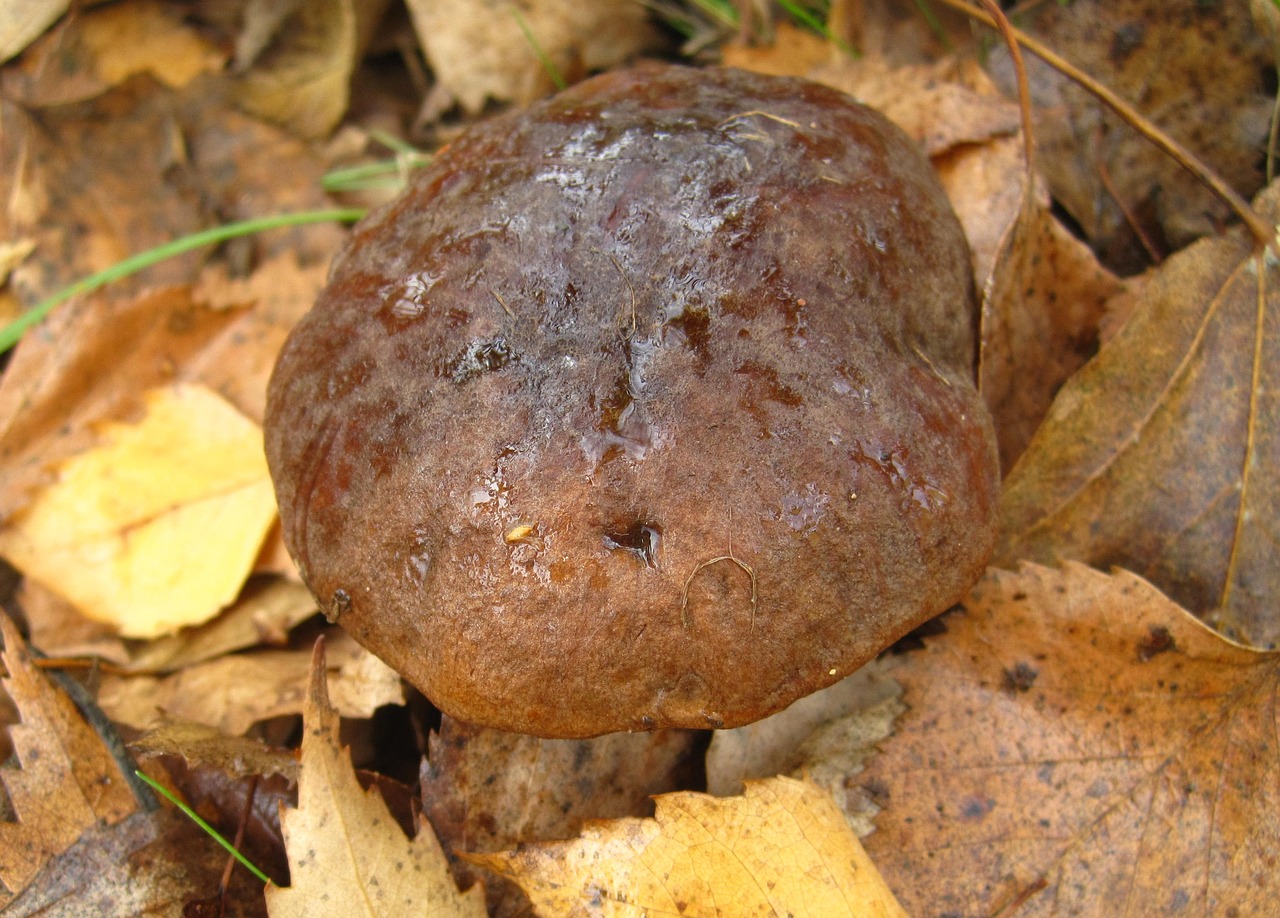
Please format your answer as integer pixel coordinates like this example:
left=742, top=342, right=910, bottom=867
left=265, top=63, right=1000, bottom=738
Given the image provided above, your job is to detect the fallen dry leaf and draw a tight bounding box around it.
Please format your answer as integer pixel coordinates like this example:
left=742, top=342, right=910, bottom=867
left=813, top=54, right=1020, bottom=157
left=986, top=0, right=1270, bottom=266
left=0, top=0, right=66, bottom=65
left=131, top=715, right=298, bottom=782
left=470, top=775, right=905, bottom=917
left=0, top=613, right=136, bottom=903
left=3, top=807, right=269, bottom=916
left=857, top=563, right=1279, bottom=916
left=705, top=656, right=901, bottom=798
left=998, top=181, right=1280, bottom=647
left=98, top=628, right=403, bottom=735
left=0, top=383, right=277, bottom=638
left=266, top=640, right=485, bottom=917
left=0, top=288, right=238, bottom=521
left=421, top=716, right=698, bottom=916
left=1, top=0, right=223, bottom=106
left=407, top=0, right=655, bottom=118
left=234, top=0, right=381, bottom=139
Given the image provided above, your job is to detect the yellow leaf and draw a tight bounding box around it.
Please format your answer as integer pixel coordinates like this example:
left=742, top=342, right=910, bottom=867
left=0, top=384, right=276, bottom=638
left=470, top=775, right=905, bottom=917
left=266, top=640, right=486, bottom=918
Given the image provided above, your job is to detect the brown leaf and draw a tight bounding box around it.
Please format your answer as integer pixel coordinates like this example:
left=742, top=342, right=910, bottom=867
left=421, top=716, right=699, bottom=916
left=814, top=55, right=1020, bottom=156
left=233, top=0, right=375, bottom=139
left=858, top=564, right=1280, bottom=916
left=470, top=776, right=906, bottom=917
left=3, top=808, right=269, bottom=917
left=406, top=0, right=657, bottom=117
left=1, top=0, right=224, bottom=106
left=949, top=146, right=1125, bottom=469
left=998, top=182, right=1280, bottom=646
left=0, top=613, right=136, bottom=902
left=986, top=0, right=1270, bottom=266
left=266, top=640, right=485, bottom=917
left=131, top=716, right=297, bottom=782
left=98, top=629, right=403, bottom=736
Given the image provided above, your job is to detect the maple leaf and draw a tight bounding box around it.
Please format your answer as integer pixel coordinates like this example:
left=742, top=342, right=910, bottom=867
left=0, top=612, right=136, bottom=903
left=998, top=181, right=1280, bottom=647
left=469, top=775, right=905, bottom=917
left=266, top=639, right=485, bottom=917
left=856, top=563, right=1279, bottom=916
left=0, top=383, right=278, bottom=638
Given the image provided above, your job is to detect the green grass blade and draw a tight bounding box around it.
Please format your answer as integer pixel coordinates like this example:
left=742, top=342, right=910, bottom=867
left=135, top=770, right=272, bottom=886
left=0, top=208, right=365, bottom=354
left=511, top=6, right=567, bottom=91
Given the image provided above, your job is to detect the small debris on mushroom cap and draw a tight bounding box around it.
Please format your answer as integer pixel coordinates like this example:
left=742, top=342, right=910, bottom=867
left=265, top=63, right=1000, bottom=738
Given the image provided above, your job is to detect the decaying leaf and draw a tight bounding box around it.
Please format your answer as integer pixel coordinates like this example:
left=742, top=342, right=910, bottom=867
left=858, top=563, right=1279, bottom=916
left=470, top=776, right=905, bottom=917
left=0, top=613, right=136, bottom=903
left=2, top=808, right=269, bottom=917
left=998, top=182, right=1280, bottom=647
left=986, top=0, right=1270, bottom=266
left=421, top=717, right=698, bottom=916
left=0, top=383, right=277, bottom=638
left=132, top=716, right=297, bottom=782
left=266, top=640, right=485, bottom=917
left=705, top=657, right=901, bottom=798
left=98, top=629, right=403, bottom=735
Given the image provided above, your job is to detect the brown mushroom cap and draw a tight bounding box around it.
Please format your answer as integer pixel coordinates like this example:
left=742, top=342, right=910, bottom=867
left=265, top=63, right=999, bottom=738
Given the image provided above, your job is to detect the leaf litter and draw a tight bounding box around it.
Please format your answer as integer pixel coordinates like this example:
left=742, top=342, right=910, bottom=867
left=0, top=0, right=1275, bottom=913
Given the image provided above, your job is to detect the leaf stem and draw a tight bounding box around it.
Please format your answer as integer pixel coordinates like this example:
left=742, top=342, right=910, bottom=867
left=134, top=770, right=273, bottom=886
left=0, top=208, right=366, bottom=354
left=936, top=0, right=1276, bottom=251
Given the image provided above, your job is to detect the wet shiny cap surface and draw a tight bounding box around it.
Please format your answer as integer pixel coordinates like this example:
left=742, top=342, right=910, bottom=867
left=265, top=63, right=1000, bottom=737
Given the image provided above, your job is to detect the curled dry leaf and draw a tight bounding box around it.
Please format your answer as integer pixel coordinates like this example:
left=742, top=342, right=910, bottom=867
left=998, top=182, right=1280, bottom=647
left=858, top=563, right=1279, bottom=916
left=0, top=384, right=277, bottom=638
left=131, top=716, right=297, bottom=782
left=469, top=775, right=905, bottom=918
left=0, top=613, right=136, bottom=904
left=266, top=640, right=485, bottom=918
left=234, top=0, right=386, bottom=139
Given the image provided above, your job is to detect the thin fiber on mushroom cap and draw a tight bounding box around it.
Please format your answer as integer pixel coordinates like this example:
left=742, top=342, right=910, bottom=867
left=266, top=63, right=999, bottom=738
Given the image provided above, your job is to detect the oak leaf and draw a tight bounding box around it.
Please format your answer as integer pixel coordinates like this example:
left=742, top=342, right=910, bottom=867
left=0, top=383, right=277, bottom=638
left=265, top=640, right=485, bottom=917
left=998, top=182, right=1280, bottom=646
left=470, top=775, right=905, bottom=917
left=857, top=563, right=1279, bottom=916
left=0, top=613, right=136, bottom=903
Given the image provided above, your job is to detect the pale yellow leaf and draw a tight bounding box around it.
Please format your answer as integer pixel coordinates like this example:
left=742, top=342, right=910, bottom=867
left=266, top=640, right=486, bottom=918
left=0, top=384, right=277, bottom=638
left=470, top=775, right=905, bottom=917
